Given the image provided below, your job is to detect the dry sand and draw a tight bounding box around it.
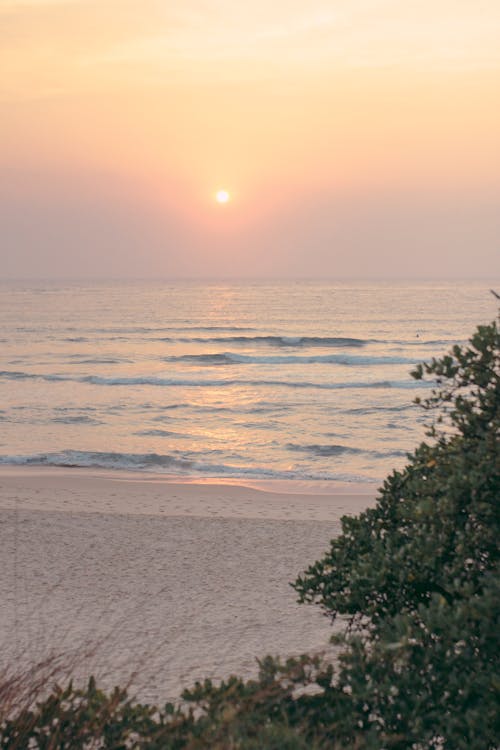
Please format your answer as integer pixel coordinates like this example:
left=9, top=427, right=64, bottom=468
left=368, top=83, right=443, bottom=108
left=0, top=467, right=376, bottom=703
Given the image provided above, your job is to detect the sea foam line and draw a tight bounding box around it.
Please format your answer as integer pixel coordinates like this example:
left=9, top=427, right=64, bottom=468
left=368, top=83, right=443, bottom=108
left=0, top=450, right=376, bottom=483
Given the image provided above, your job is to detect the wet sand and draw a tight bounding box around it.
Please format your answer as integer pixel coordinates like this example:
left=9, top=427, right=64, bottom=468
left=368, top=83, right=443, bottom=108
left=0, top=468, right=376, bottom=702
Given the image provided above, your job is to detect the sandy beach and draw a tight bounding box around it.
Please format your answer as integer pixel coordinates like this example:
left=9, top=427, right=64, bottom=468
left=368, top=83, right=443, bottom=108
left=0, top=467, right=376, bottom=703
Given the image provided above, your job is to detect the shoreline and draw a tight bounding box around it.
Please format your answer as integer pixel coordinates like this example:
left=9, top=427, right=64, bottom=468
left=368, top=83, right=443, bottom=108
left=0, top=465, right=377, bottom=521
left=0, top=464, right=379, bottom=493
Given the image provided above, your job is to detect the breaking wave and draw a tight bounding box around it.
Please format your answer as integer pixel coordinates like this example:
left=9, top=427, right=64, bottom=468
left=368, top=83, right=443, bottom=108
left=158, top=335, right=368, bottom=347
left=0, top=450, right=373, bottom=483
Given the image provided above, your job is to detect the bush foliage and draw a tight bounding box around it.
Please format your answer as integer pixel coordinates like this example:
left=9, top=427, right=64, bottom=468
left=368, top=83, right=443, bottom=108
left=1, top=319, right=499, bottom=748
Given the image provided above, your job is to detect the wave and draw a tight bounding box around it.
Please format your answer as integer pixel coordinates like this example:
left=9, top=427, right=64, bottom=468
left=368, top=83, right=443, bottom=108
left=91, top=326, right=258, bottom=334
left=287, top=443, right=362, bottom=456
left=51, top=415, right=103, bottom=425
left=66, top=357, right=130, bottom=365
left=0, top=450, right=194, bottom=472
left=165, top=352, right=415, bottom=366
left=155, top=335, right=460, bottom=349
left=0, top=370, right=430, bottom=390
left=0, top=450, right=374, bottom=483
left=153, top=401, right=291, bottom=416
left=0, top=370, right=67, bottom=382
left=83, top=376, right=426, bottom=391
left=134, top=429, right=187, bottom=438
left=151, top=403, right=192, bottom=411
left=166, top=353, right=238, bottom=366
left=157, top=335, right=368, bottom=348
left=342, top=405, right=415, bottom=414
left=287, top=443, right=408, bottom=459
left=393, top=339, right=463, bottom=347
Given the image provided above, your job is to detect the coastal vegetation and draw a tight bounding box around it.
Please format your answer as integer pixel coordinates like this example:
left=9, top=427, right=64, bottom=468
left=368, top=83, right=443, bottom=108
left=1, top=319, right=498, bottom=749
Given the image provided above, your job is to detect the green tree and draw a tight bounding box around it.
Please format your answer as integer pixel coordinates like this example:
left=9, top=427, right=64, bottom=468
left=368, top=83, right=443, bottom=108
left=294, top=318, right=500, bottom=748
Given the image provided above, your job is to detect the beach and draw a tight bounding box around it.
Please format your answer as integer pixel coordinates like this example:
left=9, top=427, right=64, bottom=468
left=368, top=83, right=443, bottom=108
left=0, top=467, right=375, bottom=703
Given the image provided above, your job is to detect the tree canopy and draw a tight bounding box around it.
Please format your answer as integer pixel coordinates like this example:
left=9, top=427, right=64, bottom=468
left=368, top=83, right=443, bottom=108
left=293, top=317, right=500, bottom=748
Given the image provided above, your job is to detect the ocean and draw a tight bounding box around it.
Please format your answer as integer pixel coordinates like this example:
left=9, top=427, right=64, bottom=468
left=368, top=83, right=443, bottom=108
left=0, top=280, right=496, bottom=489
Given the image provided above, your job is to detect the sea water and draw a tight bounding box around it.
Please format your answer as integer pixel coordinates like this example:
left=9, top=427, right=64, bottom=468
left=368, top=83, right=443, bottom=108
left=0, top=280, right=496, bottom=488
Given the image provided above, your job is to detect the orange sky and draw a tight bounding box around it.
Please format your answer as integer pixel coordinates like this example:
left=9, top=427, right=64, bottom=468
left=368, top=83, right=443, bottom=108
left=1, top=1, right=500, bottom=279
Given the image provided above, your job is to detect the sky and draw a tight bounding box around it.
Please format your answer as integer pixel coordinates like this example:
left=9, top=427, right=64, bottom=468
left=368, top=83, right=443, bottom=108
left=1, top=0, right=500, bottom=280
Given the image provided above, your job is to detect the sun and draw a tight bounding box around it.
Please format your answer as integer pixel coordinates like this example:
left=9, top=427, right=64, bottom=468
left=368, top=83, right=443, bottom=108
left=215, top=190, right=230, bottom=204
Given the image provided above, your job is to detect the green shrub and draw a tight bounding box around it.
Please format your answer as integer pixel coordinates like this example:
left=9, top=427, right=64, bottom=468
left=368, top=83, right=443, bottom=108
left=294, top=318, right=500, bottom=748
